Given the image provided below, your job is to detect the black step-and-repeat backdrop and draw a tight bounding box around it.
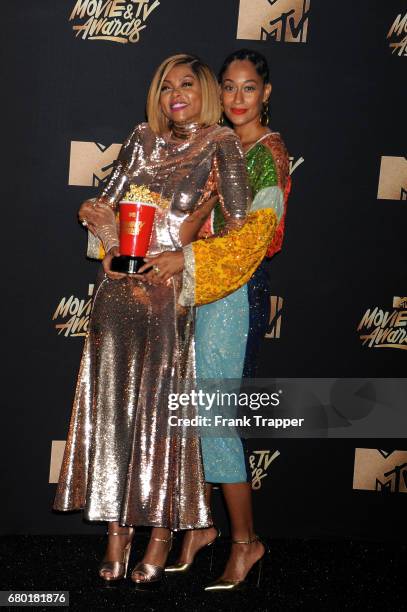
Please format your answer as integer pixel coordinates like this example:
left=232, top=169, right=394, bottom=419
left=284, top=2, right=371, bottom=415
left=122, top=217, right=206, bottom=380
left=3, top=1, right=406, bottom=537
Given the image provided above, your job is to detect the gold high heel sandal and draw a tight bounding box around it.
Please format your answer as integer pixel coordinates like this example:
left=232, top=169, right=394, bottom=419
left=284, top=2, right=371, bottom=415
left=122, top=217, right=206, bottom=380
left=204, top=534, right=268, bottom=591
left=131, top=533, right=173, bottom=589
left=165, top=527, right=221, bottom=574
left=99, top=527, right=134, bottom=582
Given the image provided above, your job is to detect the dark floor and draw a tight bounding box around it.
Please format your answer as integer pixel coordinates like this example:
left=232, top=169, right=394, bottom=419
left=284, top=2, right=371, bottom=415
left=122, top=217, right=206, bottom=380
left=0, top=535, right=405, bottom=611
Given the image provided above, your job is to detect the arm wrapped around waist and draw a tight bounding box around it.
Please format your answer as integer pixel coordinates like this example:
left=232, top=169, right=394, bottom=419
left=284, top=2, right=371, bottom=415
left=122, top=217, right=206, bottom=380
left=180, top=208, right=277, bottom=307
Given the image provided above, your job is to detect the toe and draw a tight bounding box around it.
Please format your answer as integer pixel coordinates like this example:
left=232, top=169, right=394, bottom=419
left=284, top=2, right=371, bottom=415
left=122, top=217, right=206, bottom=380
left=100, top=570, right=113, bottom=579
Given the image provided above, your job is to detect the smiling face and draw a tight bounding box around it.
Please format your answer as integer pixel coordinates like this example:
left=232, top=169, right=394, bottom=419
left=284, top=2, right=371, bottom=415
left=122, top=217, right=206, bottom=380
left=159, top=63, right=203, bottom=125
left=220, top=59, right=271, bottom=128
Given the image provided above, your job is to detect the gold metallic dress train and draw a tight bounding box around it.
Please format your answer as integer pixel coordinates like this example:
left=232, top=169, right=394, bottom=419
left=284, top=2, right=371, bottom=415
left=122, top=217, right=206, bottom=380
left=53, top=122, right=250, bottom=529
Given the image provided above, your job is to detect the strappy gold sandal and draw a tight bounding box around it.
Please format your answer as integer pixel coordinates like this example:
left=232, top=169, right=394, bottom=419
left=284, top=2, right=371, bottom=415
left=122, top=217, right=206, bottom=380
left=99, top=527, right=134, bottom=583
left=131, top=532, right=173, bottom=590
left=204, top=534, right=269, bottom=591
left=165, top=527, right=221, bottom=574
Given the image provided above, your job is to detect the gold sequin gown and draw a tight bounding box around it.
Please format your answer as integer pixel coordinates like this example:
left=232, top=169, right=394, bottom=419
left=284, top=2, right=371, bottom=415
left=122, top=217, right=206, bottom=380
left=53, top=122, right=249, bottom=529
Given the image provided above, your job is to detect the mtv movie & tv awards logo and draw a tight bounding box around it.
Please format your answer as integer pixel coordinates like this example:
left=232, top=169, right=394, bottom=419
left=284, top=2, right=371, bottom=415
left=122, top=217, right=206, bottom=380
left=357, top=296, right=407, bottom=350
left=265, top=296, right=283, bottom=339
left=353, top=449, right=407, bottom=494
left=377, top=156, right=407, bottom=201
left=387, top=12, right=407, bottom=56
left=249, top=449, right=280, bottom=489
left=52, top=284, right=94, bottom=338
left=237, top=0, right=310, bottom=43
left=69, top=0, right=160, bottom=44
left=69, top=141, right=121, bottom=187
left=289, top=155, right=304, bottom=175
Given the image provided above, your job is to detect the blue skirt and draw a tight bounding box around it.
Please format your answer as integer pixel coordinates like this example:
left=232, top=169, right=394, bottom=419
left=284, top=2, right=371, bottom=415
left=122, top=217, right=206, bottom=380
left=195, top=260, right=271, bottom=483
left=196, top=284, right=249, bottom=483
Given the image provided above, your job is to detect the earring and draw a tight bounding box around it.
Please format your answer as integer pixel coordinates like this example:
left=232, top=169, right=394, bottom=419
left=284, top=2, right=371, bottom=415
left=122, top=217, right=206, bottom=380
left=261, top=100, right=270, bottom=126
left=218, top=102, right=225, bottom=126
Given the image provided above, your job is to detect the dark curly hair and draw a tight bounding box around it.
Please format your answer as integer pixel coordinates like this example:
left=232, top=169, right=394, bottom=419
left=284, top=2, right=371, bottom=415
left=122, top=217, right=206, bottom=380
left=218, top=48, right=270, bottom=84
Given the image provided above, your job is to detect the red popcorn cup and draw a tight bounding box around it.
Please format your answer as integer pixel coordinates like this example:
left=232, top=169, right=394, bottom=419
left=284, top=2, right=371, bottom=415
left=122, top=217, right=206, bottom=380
left=111, top=201, right=157, bottom=274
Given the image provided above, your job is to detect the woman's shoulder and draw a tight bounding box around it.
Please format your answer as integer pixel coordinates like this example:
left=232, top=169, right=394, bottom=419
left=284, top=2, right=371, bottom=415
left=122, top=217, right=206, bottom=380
left=250, top=131, right=290, bottom=188
left=256, top=131, right=290, bottom=180
left=121, top=122, right=162, bottom=155
left=259, top=131, right=289, bottom=160
left=126, top=121, right=152, bottom=140
left=207, top=124, right=241, bottom=144
left=120, top=121, right=147, bottom=147
left=205, top=124, right=244, bottom=157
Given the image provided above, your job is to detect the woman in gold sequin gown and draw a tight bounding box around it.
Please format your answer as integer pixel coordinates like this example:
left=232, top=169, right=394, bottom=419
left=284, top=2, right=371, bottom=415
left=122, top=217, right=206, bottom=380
left=53, top=54, right=254, bottom=585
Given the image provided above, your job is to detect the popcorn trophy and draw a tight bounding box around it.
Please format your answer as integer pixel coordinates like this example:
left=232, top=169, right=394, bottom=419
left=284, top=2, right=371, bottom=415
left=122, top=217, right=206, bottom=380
left=111, top=185, right=159, bottom=274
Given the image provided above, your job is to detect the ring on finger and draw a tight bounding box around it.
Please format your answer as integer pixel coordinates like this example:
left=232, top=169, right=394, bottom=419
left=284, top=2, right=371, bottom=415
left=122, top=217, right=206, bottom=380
left=153, top=265, right=160, bottom=274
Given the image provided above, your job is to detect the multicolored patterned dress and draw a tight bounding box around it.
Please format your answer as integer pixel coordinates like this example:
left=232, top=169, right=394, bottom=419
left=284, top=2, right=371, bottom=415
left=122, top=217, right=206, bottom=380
left=185, top=131, right=290, bottom=483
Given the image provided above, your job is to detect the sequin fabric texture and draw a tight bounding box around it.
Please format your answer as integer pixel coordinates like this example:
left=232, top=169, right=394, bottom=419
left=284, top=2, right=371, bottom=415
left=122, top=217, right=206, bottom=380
left=193, top=130, right=290, bottom=481
left=183, top=131, right=289, bottom=306
left=246, top=132, right=291, bottom=258
left=185, top=210, right=277, bottom=305
left=243, top=131, right=291, bottom=376
left=53, top=122, right=250, bottom=529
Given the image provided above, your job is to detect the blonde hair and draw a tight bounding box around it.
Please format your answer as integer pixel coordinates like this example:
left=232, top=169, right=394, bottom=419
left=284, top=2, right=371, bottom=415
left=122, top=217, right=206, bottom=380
left=146, top=54, right=221, bottom=135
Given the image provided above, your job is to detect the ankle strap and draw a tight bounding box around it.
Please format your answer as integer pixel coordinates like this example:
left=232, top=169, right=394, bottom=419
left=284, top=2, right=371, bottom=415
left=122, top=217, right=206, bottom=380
left=232, top=534, right=259, bottom=545
left=106, top=528, right=133, bottom=536
left=151, top=533, right=172, bottom=544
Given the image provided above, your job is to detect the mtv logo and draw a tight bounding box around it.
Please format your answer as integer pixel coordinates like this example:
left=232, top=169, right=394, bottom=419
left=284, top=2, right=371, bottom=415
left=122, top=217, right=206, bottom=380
left=69, top=141, right=122, bottom=187
left=377, top=156, right=407, bottom=200
left=49, top=440, right=66, bottom=483
left=265, top=295, right=283, bottom=339
left=237, top=0, right=310, bottom=43
left=353, top=448, right=407, bottom=494
left=393, top=296, right=407, bottom=309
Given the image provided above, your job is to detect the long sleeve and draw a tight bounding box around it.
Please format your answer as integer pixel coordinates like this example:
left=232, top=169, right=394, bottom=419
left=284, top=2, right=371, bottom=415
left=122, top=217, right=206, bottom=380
left=181, top=208, right=277, bottom=306
left=213, top=129, right=251, bottom=226
left=88, top=123, right=144, bottom=256
left=193, top=130, right=250, bottom=239
left=180, top=132, right=289, bottom=307
left=250, top=133, right=290, bottom=258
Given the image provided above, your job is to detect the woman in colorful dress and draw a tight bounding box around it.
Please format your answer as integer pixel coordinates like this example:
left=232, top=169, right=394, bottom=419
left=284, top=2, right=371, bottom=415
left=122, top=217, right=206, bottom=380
left=53, top=53, right=264, bottom=588
left=151, top=49, right=290, bottom=590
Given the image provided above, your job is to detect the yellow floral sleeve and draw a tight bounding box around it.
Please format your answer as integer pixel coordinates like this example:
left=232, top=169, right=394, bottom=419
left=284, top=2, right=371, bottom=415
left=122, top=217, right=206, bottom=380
left=191, top=208, right=277, bottom=306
